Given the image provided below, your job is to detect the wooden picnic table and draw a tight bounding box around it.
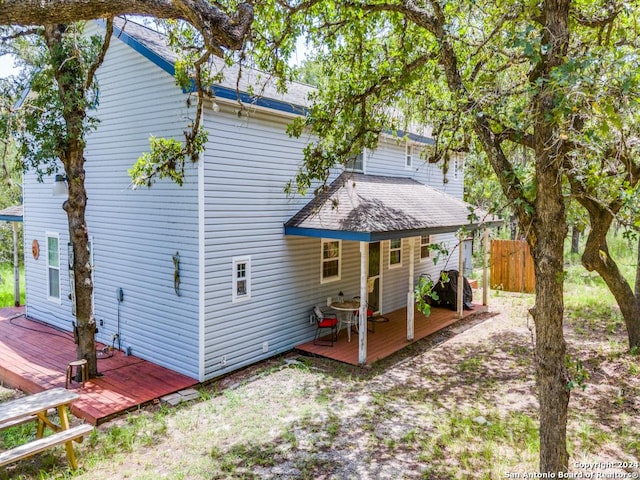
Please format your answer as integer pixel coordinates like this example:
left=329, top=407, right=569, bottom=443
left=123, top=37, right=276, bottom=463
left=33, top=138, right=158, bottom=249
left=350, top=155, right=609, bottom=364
left=0, top=387, right=93, bottom=469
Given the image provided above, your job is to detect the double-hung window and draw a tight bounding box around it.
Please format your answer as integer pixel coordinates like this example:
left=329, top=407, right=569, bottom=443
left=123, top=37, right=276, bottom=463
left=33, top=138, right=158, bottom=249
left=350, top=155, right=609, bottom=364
left=232, top=256, right=251, bottom=302
left=405, top=143, right=413, bottom=169
left=420, top=235, right=432, bottom=261
left=321, top=239, right=341, bottom=283
left=347, top=151, right=365, bottom=172
left=389, top=238, right=402, bottom=268
left=46, top=233, right=61, bottom=303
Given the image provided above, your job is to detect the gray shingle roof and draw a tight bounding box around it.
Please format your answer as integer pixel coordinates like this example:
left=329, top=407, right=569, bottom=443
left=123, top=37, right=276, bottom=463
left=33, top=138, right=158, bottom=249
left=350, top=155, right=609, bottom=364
left=0, top=205, right=23, bottom=222
left=114, top=18, right=315, bottom=110
left=111, top=19, right=435, bottom=142
left=285, top=173, right=498, bottom=241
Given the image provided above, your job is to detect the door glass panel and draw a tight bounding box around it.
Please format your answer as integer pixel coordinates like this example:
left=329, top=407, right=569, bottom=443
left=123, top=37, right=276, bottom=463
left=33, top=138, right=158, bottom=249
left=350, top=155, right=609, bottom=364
left=368, top=242, right=380, bottom=310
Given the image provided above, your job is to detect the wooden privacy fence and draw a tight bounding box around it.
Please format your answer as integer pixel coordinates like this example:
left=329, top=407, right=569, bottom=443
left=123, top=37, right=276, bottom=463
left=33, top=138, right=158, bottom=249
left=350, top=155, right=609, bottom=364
left=490, top=239, right=535, bottom=294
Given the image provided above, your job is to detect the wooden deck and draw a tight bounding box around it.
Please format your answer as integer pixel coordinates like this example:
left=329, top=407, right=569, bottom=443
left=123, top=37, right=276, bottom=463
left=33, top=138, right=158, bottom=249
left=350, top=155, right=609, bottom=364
left=0, top=307, right=198, bottom=425
left=296, top=303, right=488, bottom=365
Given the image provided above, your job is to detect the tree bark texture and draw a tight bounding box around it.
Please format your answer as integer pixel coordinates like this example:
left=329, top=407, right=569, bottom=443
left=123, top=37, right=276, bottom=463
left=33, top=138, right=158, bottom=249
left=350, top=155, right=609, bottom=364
left=43, top=24, right=98, bottom=376
left=531, top=154, right=570, bottom=473
left=529, top=0, right=572, bottom=472
left=581, top=206, right=640, bottom=349
left=1, top=0, right=253, bottom=52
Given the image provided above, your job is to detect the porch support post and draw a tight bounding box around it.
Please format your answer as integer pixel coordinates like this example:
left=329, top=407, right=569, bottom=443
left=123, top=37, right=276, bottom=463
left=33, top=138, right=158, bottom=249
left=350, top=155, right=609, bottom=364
left=358, top=241, right=368, bottom=365
left=12, top=222, right=20, bottom=307
left=457, top=234, right=464, bottom=319
left=483, top=227, right=489, bottom=306
left=407, top=237, right=415, bottom=341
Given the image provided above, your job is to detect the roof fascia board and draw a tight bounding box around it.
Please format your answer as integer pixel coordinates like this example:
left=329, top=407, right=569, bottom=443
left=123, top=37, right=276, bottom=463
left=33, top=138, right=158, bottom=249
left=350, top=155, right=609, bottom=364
left=211, top=85, right=308, bottom=118
left=284, top=226, right=372, bottom=242
left=109, top=21, right=175, bottom=76
left=284, top=222, right=502, bottom=243
left=394, top=129, right=435, bottom=146
left=0, top=215, right=22, bottom=222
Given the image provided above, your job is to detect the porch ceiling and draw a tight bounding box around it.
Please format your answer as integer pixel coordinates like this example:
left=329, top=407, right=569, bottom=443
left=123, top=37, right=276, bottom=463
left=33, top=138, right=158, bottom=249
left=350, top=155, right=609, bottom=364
left=284, top=173, right=500, bottom=242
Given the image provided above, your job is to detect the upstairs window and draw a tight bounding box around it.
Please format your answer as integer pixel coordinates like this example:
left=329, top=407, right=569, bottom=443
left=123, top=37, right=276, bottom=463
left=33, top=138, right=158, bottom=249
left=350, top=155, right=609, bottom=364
left=389, top=238, right=402, bottom=268
left=405, top=143, right=413, bottom=169
left=347, top=151, right=365, bottom=172
left=232, top=256, right=251, bottom=302
left=321, top=239, right=341, bottom=283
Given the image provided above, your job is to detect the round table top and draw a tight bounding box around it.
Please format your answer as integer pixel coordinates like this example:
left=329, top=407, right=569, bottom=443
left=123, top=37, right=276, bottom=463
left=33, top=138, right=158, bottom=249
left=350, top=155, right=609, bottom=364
left=330, top=300, right=360, bottom=311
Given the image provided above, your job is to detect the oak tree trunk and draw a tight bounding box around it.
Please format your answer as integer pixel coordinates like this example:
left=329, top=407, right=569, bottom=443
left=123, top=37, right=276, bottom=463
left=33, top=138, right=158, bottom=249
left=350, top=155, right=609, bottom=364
left=44, top=24, right=98, bottom=377
left=530, top=1, right=572, bottom=471
left=531, top=161, right=569, bottom=473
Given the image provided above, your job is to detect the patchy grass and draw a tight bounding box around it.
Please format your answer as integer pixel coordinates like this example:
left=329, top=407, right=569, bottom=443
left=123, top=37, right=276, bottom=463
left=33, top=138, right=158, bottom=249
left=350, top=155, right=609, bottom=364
left=0, top=263, right=25, bottom=307
left=0, top=283, right=638, bottom=478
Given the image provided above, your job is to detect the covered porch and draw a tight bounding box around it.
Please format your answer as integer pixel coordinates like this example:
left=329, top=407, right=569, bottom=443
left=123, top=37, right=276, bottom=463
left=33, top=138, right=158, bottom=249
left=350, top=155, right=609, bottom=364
left=286, top=172, right=500, bottom=365
left=296, top=302, right=487, bottom=365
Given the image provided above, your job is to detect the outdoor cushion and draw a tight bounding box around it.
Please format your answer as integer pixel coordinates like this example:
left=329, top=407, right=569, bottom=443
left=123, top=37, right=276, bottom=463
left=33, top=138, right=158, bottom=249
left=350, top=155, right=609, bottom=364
left=319, top=318, right=338, bottom=328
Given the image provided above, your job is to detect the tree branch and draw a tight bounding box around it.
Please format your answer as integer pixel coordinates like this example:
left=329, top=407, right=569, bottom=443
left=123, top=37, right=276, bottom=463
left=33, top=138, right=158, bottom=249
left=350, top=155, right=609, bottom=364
left=0, top=0, right=253, bottom=52
left=85, top=17, right=113, bottom=90
left=0, top=27, right=42, bottom=41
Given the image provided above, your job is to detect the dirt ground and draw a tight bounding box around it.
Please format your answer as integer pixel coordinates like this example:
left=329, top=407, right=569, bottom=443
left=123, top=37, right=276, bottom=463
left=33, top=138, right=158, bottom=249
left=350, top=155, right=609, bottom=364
left=1, top=291, right=639, bottom=479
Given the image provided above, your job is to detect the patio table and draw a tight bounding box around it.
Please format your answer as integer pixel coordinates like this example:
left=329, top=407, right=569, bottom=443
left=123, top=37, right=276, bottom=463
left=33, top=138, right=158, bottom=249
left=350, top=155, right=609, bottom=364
left=330, top=300, right=360, bottom=342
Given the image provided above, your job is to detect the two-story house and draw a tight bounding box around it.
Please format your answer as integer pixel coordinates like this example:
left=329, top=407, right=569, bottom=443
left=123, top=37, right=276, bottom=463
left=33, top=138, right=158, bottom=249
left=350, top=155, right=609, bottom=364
left=22, top=19, right=487, bottom=382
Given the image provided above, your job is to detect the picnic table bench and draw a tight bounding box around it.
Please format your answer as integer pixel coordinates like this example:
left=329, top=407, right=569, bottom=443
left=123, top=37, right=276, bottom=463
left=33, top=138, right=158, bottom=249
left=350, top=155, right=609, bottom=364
left=0, top=387, right=93, bottom=470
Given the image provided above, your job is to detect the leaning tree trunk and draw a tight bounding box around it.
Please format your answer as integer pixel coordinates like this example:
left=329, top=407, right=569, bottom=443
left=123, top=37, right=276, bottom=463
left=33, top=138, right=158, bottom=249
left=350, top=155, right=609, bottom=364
left=582, top=215, right=640, bottom=349
left=44, top=24, right=98, bottom=377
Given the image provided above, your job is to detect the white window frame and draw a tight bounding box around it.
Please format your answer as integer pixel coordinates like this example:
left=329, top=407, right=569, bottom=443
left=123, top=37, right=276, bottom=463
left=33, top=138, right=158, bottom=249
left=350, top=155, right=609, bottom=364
left=232, top=255, right=251, bottom=303
left=388, top=238, right=402, bottom=269
left=320, top=239, right=342, bottom=283
left=420, top=235, right=432, bottom=262
left=405, top=143, right=413, bottom=169
left=46, top=232, right=61, bottom=303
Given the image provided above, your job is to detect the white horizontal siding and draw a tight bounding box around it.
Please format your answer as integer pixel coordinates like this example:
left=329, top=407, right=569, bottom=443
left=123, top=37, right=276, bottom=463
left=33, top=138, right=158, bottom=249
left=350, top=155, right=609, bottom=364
left=368, top=137, right=465, bottom=198
left=200, top=107, right=465, bottom=380
left=24, top=32, right=200, bottom=379
left=377, top=234, right=460, bottom=314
